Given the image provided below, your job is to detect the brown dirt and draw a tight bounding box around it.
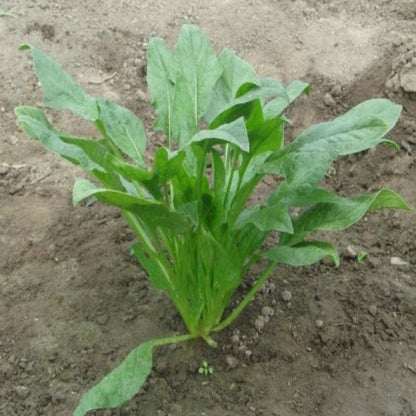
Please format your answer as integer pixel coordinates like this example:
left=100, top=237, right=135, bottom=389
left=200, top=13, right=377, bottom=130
left=1, top=1, right=416, bottom=415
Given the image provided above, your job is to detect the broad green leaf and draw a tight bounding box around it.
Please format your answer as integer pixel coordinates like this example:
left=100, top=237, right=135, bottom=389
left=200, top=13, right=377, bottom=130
left=248, top=116, right=285, bottom=154
left=177, top=201, right=200, bottom=226
left=19, top=44, right=98, bottom=121
left=15, top=107, right=105, bottom=173
left=341, top=98, right=402, bottom=129
left=237, top=204, right=293, bottom=233
left=97, top=99, right=146, bottom=166
left=264, top=80, right=310, bottom=119
left=103, top=153, right=153, bottom=183
left=147, top=26, right=222, bottom=146
left=280, top=189, right=411, bottom=246
left=209, top=78, right=286, bottom=128
left=262, top=99, right=402, bottom=202
left=14, top=106, right=53, bottom=136
left=72, top=179, right=156, bottom=206
left=188, top=117, right=250, bottom=152
left=73, top=341, right=153, bottom=416
left=262, top=241, right=339, bottom=267
left=209, top=99, right=261, bottom=130
left=175, top=25, right=222, bottom=122
left=147, top=37, right=178, bottom=141
left=205, top=48, right=260, bottom=121
left=73, top=179, right=192, bottom=233
left=152, top=147, right=186, bottom=182
left=282, top=99, right=402, bottom=158
left=275, top=188, right=345, bottom=207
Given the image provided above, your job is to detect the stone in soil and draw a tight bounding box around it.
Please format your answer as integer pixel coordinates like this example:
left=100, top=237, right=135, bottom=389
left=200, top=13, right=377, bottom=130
left=281, top=290, right=292, bottom=302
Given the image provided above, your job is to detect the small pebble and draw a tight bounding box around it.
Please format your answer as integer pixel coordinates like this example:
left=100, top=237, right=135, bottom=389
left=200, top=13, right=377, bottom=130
left=14, top=386, right=30, bottom=399
left=323, top=93, right=336, bottom=107
left=368, top=305, right=377, bottom=316
left=390, top=256, right=409, bottom=266
left=231, top=334, right=240, bottom=344
left=0, top=165, right=10, bottom=175
left=343, top=245, right=357, bottom=259
left=261, top=306, right=274, bottom=317
left=281, top=290, right=292, bottom=302
left=225, top=354, right=239, bottom=369
left=9, top=136, right=19, bottom=145
left=401, top=140, right=412, bottom=153
left=406, top=136, right=416, bottom=144
left=137, top=89, right=147, bottom=101
left=255, top=316, right=265, bottom=332
left=315, top=319, right=324, bottom=328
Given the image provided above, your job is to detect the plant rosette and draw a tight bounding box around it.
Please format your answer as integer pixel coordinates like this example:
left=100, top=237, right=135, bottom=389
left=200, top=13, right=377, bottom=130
left=15, top=25, right=410, bottom=415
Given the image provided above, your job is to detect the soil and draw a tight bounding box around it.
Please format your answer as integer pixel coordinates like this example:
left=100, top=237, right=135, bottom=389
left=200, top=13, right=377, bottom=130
left=1, top=1, right=416, bottom=415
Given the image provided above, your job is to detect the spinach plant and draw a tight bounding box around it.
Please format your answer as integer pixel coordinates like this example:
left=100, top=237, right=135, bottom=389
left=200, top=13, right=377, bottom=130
left=15, top=25, right=410, bottom=415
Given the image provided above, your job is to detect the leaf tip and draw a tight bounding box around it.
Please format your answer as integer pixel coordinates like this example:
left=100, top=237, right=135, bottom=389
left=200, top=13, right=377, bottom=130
left=19, top=43, right=31, bottom=51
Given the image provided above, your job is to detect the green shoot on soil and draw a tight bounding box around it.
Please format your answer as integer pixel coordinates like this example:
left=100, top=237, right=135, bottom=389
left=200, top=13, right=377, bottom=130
left=15, top=24, right=410, bottom=416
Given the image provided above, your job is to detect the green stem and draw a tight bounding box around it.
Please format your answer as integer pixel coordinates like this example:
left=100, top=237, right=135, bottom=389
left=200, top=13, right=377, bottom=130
left=196, top=143, right=208, bottom=203
left=223, top=148, right=239, bottom=211
left=151, top=332, right=199, bottom=347
left=123, top=211, right=175, bottom=295
left=212, top=262, right=277, bottom=333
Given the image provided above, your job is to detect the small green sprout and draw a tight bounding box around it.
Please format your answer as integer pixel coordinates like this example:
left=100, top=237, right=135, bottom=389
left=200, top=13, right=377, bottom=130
left=0, top=8, right=17, bottom=18
left=198, top=361, right=214, bottom=376
left=357, top=251, right=368, bottom=263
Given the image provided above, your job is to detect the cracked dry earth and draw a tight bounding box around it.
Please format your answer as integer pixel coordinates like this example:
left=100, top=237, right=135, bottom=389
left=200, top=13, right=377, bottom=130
left=1, top=1, right=416, bottom=415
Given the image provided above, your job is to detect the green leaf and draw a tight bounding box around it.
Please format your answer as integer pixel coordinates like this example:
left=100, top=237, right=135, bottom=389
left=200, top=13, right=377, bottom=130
left=188, top=117, right=250, bottom=152
left=248, top=117, right=285, bottom=155
left=15, top=106, right=105, bottom=173
left=263, top=99, right=402, bottom=202
left=73, top=179, right=192, bottom=233
left=147, top=25, right=222, bottom=146
left=209, top=78, right=286, bottom=127
left=264, top=80, right=309, bottom=119
left=14, top=106, right=53, bottom=137
left=262, top=241, right=339, bottom=267
left=280, top=189, right=411, bottom=246
left=73, top=341, right=153, bottom=416
left=237, top=204, right=293, bottom=233
left=103, top=153, right=153, bottom=183
left=97, top=99, right=146, bottom=166
left=205, top=48, right=260, bottom=121
left=20, top=44, right=98, bottom=121
left=152, top=147, right=186, bottom=182
left=147, top=37, right=178, bottom=142
left=175, top=25, right=222, bottom=122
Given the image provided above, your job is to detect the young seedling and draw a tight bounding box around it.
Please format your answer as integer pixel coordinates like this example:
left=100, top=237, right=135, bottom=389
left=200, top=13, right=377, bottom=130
left=357, top=251, right=369, bottom=263
left=0, top=7, right=16, bottom=17
left=15, top=25, right=410, bottom=416
left=198, top=360, right=214, bottom=376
